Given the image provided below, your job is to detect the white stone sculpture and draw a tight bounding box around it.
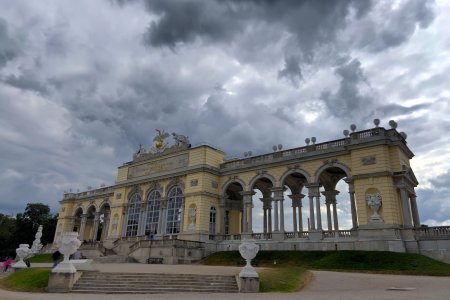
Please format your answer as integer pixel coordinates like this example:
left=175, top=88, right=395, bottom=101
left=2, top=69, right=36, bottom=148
left=13, top=244, right=31, bottom=268
left=188, top=207, right=196, bottom=232
left=31, top=225, right=43, bottom=254
left=53, top=232, right=82, bottom=273
left=238, top=239, right=259, bottom=278
left=367, top=193, right=384, bottom=223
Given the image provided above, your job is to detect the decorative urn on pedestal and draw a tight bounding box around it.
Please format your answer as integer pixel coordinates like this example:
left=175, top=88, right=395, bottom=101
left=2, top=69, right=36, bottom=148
left=238, top=239, right=260, bottom=292
left=13, top=244, right=31, bottom=269
left=53, top=232, right=81, bottom=273
left=367, top=193, right=384, bottom=223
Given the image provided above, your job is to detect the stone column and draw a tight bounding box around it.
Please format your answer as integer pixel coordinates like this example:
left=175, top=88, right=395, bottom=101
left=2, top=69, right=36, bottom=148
left=261, top=197, right=271, bottom=234
left=240, top=192, right=255, bottom=233
left=136, top=202, right=146, bottom=236
left=92, top=212, right=101, bottom=241
left=271, top=188, right=284, bottom=232
left=344, top=178, right=358, bottom=229
left=306, top=185, right=316, bottom=231
left=280, top=196, right=285, bottom=232
left=79, top=214, right=88, bottom=240
left=322, top=190, right=340, bottom=231
left=220, top=196, right=227, bottom=235
left=288, top=194, right=305, bottom=232
left=410, top=194, right=420, bottom=228
left=101, top=212, right=110, bottom=241
left=121, top=205, right=128, bottom=237
left=179, top=196, right=186, bottom=233
left=399, top=186, right=413, bottom=227
left=298, top=198, right=303, bottom=232
left=332, top=201, right=339, bottom=231
left=315, top=192, right=322, bottom=231
left=159, top=197, right=167, bottom=235
left=292, top=205, right=298, bottom=233
left=268, top=206, right=272, bottom=233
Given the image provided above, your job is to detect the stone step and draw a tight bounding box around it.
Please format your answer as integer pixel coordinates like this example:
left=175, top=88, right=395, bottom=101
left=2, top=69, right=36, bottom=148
left=71, top=272, right=238, bottom=294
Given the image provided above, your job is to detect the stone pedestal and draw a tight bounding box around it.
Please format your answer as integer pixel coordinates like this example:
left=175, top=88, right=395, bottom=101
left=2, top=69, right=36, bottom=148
left=238, top=239, right=260, bottom=293
left=308, top=230, right=323, bottom=241
left=47, top=272, right=81, bottom=293
left=271, top=232, right=285, bottom=241
left=238, top=276, right=260, bottom=293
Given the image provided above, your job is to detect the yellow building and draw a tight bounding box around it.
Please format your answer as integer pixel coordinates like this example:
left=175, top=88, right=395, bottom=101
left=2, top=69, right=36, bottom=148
left=54, top=122, right=449, bottom=263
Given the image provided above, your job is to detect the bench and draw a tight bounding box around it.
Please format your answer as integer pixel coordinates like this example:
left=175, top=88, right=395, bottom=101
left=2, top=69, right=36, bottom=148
left=147, top=257, right=163, bottom=264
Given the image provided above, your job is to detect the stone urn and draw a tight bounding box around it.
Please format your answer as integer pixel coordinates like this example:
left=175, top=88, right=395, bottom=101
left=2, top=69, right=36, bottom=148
left=367, top=194, right=383, bottom=223
left=188, top=207, right=196, bottom=232
left=13, top=244, right=30, bottom=268
left=53, top=232, right=81, bottom=273
left=238, top=239, right=259, bottom=278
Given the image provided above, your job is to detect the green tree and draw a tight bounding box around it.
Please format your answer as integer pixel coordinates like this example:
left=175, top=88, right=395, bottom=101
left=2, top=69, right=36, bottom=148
left=13, top=203, right=57, bottom=249
left=0, top=213, right=16, bottom=259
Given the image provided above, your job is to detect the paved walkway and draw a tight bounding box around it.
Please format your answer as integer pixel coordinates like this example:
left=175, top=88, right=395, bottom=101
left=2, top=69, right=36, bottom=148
left=0, top=264, right=449, bottom=300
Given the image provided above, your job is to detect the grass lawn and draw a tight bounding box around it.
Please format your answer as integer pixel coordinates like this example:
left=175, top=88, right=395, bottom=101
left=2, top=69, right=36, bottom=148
left=202, top=250, right=450, bottom=291
left=0, top=268, right=51, bottom=292
left=259, top=266, right=311, bottom=292
left=27, top=254, right=53, bottom=263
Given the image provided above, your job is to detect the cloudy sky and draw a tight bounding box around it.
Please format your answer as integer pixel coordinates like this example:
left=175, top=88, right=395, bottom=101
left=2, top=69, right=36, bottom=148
left=1, top=0, right=449, bottom=229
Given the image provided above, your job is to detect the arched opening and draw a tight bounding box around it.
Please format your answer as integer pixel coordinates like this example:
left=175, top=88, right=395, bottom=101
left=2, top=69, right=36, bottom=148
left=222, top=181, right=244, bottom=234
left=281, top=171, right=308, bottom=233
left=125, top=193, right=141, bottom=237
left=250, top=176, right=274, bottom=234
left=316, top=165, right=355, bottom=231
left=97, top=203, right=111, bottom=241
left=145, top=190, right=161, bottom=235
left=166, top=186, right=183, bottom=234
left=73, top=207, right=83, bottom=233
left=84, top=205, right=96, bottom=241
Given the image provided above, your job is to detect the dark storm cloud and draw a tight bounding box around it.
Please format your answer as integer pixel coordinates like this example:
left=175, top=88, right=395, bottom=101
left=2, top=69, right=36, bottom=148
left=0, top=18, right=20, bottom=68
left=141, top=0, right=372, bottom=59
left=3, top=73, right=48, bottom=94
left=353, top=0, right=435, bottom=52
left=377, top=103, right=431, bottom=117
left=429, top=171, right=450, bottom=190
left=142, top=0, right=238, bottom=48
left=320, top=58, right=374, bottom=119
left=278, top=56, right=303, bottom=88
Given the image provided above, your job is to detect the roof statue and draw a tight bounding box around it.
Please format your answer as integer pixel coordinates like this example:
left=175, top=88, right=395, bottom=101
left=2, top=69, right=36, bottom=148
left=152, top=129, right=170, bottom=152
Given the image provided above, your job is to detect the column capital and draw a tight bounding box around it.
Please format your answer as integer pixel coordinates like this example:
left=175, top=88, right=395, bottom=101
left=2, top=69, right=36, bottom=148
left=288, top=194, right=305, bottom=201
left=343, top=178, right=354, bottom=184
left=321, top=190, right=340, bottom=203
left=306, top=183, right=320, bottom=197
left=270, top=187, right=285, bottom=200
left=288, top=194, right=305, bottom=207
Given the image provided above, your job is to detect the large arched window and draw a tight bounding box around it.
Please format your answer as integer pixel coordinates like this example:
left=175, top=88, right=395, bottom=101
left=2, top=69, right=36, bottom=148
left=145, top=190, right=160, bottom=235
left=209, top=207, right=216, bottom=234
left=166, top=186, right=183, bottom=234
left=126, top=193, right=141, bottom=237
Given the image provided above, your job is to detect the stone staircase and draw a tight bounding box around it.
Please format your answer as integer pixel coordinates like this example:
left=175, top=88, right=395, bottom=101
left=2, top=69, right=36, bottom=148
left=71, top=272, right=239, bottom=294
left=93, top=255, right=137, bottom=263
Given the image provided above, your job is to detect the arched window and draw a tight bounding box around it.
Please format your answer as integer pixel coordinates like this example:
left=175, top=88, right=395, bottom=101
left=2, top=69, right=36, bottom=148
left=145, top=190, right=161, bottom=235
left=166, top=186, right=183, bottom=234
left=209, top=207, right=217, bottom=234
left=126, top=193, right=141, bottom=237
